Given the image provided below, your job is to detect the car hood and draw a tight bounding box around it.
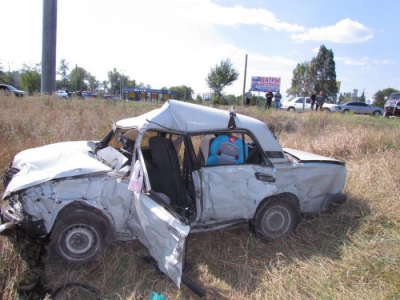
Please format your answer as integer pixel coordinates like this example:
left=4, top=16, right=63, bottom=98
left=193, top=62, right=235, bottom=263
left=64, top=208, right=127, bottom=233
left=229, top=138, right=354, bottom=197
left=3, top=141, right=111, bottom=198
left=283, top=148, right=344, bottom=165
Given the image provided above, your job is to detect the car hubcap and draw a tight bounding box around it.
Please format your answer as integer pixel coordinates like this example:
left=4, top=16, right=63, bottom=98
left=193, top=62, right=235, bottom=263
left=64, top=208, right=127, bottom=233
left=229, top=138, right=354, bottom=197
left=64, top=226, right=95, bottom=255
left=263, top=207, right=290, bottom=235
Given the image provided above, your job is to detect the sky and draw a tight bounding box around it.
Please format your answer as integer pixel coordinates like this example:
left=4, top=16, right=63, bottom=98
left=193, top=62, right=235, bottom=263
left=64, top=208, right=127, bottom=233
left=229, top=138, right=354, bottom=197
left=1, top=0, right=400, bottom=100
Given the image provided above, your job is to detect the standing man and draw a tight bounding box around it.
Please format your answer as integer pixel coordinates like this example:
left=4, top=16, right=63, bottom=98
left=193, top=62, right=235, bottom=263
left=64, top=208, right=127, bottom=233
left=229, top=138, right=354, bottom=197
left=316, top=90, right=326, bottom=111
left=265, top=89, right=273, bottom=109
left=274, top=90, right=282, bottom=110
left=245, top=89, right=252, bottom=106
left=310, top=90, right=317, bottom=111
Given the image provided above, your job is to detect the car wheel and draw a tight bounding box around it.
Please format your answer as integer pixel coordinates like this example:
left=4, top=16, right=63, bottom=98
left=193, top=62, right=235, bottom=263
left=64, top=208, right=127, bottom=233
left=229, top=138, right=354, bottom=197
left=255, top=198, right=300, bottom=241
left=288, top=107, right=296, bottom=112
left=372, top=110, right=382, bottom=116
left=343, top=109, right=350, bottom=114
left=323, top=108, right=331, bottom=112
left=48, top=206, right=111, bottom=265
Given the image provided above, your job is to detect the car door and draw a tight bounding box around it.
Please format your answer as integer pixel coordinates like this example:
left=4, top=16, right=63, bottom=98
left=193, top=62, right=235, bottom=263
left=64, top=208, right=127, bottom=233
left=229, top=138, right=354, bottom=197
left=193, top=133, right=277, bottom=223
left=359, top=103, right=371, bottom=114
left=127, top=157, right=190, bottom=289
left=294, top=97, right=311, bottom=111
left=196, top=164, right=277, bottom=222
left=351, top=102, right=363, bottom=114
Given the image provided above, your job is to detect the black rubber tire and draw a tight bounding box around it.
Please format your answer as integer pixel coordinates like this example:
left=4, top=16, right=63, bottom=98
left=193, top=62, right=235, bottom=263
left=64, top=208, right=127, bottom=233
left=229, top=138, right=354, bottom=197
left=47, top=208, right=111, bottom=265
left=343, top=109, right=350, bottom=114
left=372, top=110, right=381, bottom=116
left=288, top=107, right=296, bottom=112
left=255, top=198, right=300, bottom=241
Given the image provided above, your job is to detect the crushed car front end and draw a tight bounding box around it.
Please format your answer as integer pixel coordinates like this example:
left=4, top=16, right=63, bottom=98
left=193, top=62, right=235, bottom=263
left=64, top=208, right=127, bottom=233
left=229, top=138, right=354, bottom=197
left=0, top=140, right=112, bottom=241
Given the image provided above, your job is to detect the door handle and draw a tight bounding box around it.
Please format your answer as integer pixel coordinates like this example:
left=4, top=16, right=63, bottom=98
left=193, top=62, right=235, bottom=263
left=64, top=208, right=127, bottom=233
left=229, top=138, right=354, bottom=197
left=255, top=172, right=276, bottom=183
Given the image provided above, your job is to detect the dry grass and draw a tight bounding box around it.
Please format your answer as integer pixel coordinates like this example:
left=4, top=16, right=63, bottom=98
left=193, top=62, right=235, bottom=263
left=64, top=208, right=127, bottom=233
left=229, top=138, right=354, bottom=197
left=1, top=96, right=399, bottom=299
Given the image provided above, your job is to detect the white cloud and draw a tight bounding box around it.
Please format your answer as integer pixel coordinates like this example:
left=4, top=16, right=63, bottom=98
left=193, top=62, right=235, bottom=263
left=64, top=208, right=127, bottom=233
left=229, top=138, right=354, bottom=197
left=336, top=56, right=371, bottom=66
left=292, top=18, right=373, bottom=43
left=2, top=0, right=387, bottom=99
left=54, top=0, right=302, bottom=95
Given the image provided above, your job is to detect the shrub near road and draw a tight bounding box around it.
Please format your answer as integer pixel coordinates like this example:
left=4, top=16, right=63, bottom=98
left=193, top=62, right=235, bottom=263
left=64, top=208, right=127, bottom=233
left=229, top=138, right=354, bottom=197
left=1, top=95, right=399, bottom=299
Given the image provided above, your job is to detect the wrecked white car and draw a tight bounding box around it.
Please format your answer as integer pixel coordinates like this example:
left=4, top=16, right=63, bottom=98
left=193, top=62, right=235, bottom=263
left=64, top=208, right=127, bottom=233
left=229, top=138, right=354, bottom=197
left=0, top=100, right=347, bottom=289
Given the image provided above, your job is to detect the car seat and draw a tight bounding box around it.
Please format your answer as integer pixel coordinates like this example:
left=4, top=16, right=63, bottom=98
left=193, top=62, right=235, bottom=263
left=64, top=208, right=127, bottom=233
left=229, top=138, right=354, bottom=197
left=206, top=135, right=248, bottom=165
left=148, top=136, right=191, bottom=207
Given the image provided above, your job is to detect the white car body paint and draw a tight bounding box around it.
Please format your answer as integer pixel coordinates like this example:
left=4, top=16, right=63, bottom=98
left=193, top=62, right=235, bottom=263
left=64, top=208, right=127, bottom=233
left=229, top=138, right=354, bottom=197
left=1, top=100, right=347, bottom=289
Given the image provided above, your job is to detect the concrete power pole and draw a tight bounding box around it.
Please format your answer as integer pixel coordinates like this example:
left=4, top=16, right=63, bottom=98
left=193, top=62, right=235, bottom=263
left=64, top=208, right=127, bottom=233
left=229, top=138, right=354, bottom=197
left=41, top=0, right=57, bottom=94
left=242, top=54, right=248, bottom=106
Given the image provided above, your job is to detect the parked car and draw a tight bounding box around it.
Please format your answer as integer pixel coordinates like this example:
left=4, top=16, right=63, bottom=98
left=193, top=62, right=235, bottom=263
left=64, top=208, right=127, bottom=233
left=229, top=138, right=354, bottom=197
left=281, top=97, right=341, bottom=112
left=0, top=84, right=26, bottom=97
left=341, top=101, right=383, bottom=116
left=55, top=90, right=69, bottom=99
left=384, top=92, right=400, bottom=117
left=0, top=100, right=347, bottom=290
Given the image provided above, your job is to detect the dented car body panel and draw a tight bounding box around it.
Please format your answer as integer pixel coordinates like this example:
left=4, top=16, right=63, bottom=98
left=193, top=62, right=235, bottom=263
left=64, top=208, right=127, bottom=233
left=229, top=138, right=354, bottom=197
left=0, top=100, right=347, bottom=289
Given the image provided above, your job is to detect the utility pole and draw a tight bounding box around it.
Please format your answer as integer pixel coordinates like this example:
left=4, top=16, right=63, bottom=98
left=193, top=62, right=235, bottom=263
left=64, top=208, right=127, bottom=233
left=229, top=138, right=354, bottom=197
left=41, top=0, right=57, bottom=94
left=242, top=54, right=248, bottom=106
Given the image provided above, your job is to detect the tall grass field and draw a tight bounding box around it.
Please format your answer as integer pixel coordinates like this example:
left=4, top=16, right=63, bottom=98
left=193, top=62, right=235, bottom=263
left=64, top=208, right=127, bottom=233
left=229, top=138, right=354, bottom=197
left=0, top=95, right=399, bottom=299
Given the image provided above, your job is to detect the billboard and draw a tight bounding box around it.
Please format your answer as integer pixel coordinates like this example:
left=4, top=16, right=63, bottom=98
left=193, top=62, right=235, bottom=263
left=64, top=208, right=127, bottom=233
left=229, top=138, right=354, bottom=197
left=251, top=76, right=281, bottom=92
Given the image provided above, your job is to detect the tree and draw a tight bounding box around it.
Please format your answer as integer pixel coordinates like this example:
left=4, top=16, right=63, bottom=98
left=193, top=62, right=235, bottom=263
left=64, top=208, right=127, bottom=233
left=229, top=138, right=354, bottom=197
left=374, top=88, right=399, bottom=108
left=195, top=94, right=203, bottom=103
left=286, top=61, right=313, bottom=97
left=70, top=66, right=88, bottom=92
left=107, top=68, right=121, bottom=96
left=287, top=45, right=338, bottom=101
left=0, top=62, right=5, bottom=82
left=169, top=85, right=194, bottom=101
left=124, top=78, right=136, bottom=88
left=87, top=73, right=99, bottom=91
left=20, top=63, right=41, bottom=94
left=102, top=80, right=109, bottom=92
left=311, top=45, right=338, bottom=101
left=57, top=59, right=69, bottom=89
left=206, top=58, right=239, bottom=101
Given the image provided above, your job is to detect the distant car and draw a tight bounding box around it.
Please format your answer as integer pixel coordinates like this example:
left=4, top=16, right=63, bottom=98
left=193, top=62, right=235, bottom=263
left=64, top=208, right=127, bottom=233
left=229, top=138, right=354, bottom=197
left=341, top=101, right=383, bottom=116
left=55, top=90, right=69, bottom=99
left=384, top=92, right=400, bottom=117
left=0, top=84, right=26, bottom=97
left=281, top=97, right=341, bottom=112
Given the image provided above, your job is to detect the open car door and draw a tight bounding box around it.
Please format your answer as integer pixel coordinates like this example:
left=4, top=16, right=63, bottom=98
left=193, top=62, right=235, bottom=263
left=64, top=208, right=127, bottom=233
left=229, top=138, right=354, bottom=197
left=127, top=160, right=190, bottom=288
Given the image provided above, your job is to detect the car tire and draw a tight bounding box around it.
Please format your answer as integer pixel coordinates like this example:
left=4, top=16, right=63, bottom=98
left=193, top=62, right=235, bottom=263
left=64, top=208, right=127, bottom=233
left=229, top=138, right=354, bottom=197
left=343, top=109, right=350, bottom=114
left=254, top=197, right=301, bottom=242
left=47, top=206, right=112, bottom=265
left=372, top=110, right=381, bottom=116
left=288, top=107, right=296, bottom=112
left=323, top=108, right=331, bottom=112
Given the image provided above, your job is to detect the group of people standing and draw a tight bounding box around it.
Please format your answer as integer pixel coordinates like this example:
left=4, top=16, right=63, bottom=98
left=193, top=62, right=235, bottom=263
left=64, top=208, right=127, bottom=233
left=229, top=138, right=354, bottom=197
left=265, top=89, right=283, bottom=110
left=310, top=90, right=326, bottom=111
left=245, top=89, right=326, bottom=111
left=245, top=88, right=282, bottom=110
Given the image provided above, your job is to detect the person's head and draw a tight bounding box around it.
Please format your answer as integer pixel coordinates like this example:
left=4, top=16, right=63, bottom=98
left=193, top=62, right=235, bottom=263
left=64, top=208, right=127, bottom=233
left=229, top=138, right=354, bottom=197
left=269, top=89, right=272, bottom=92
left=313, top=89, right=317, bottom=94
left=319, top=91, right=324, bottom=95
left=249, top=89, right=251, bottom=92
left=277, top=90, right=280, bottom=93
